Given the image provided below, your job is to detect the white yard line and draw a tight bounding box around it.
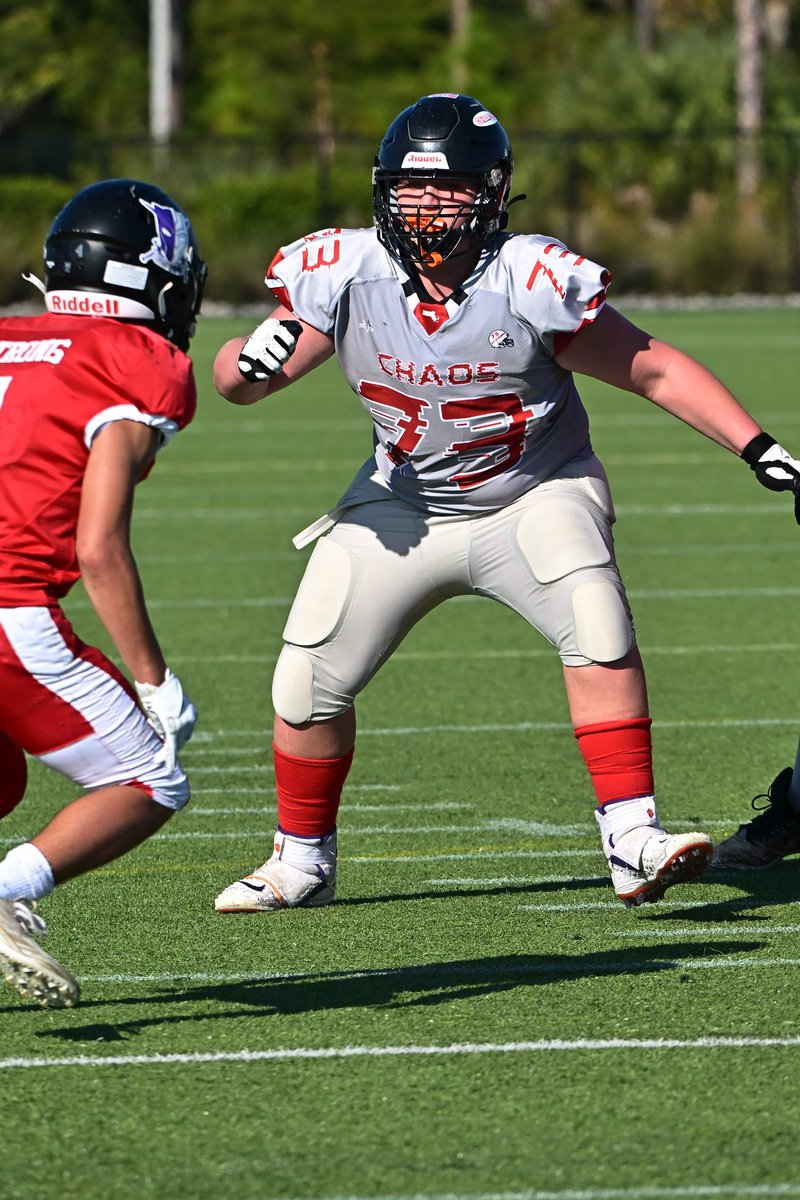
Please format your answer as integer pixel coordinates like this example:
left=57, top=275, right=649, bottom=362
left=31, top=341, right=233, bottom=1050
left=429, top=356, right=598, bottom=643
left=63, top=587, right=800, bottom=610
left=251, top=1185, right=800, bottom=1200
left=237, top=1185, right=800, bottom=1200
left=2, top=1035, right=800, bottom=1073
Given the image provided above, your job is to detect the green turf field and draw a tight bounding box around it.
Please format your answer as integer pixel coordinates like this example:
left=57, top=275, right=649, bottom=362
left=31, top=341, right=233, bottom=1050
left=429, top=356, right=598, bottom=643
left=3, top=309, right=800, bottom=1200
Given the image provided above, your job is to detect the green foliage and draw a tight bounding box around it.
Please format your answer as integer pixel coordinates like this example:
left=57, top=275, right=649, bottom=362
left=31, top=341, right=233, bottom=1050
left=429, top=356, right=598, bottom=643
left=3, top=1, right=800, bottom=298
left=0, top=176, right=72, bottom=304
left=0, top=0, right=63, bottom=130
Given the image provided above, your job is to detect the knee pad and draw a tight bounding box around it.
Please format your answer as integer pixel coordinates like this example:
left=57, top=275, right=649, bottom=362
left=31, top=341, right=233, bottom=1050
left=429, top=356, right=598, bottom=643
left=274, top=538, right=361, bottom=725
left=515, top=495, right=633, bottom=664
left=273, top=645, right=317, bottom=725
left=570, top=577, right=634, bottom=663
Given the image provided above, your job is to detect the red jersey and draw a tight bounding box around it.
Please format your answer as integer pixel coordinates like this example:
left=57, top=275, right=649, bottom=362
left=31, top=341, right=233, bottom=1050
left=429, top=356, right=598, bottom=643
left=0, top=313, right=196, bottom=604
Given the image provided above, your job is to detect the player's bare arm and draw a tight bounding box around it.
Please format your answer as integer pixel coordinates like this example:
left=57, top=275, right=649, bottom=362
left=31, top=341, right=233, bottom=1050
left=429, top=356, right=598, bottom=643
left=555, top=304, right=762, bottom=454
left=76, top=420, right=167, bottom=686
left=213, top=305, right=335, bottom=405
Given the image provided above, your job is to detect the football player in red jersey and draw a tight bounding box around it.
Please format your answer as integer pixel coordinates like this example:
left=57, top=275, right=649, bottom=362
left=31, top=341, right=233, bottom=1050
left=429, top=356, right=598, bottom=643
left=0, top=179, right=206, bottom=1007
left=212, top=94, right=800, bottom=915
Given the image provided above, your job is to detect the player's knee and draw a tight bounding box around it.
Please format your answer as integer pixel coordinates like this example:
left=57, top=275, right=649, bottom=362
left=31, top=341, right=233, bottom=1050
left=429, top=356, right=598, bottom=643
left=0, top=732, right=27, bottom=818
left=274, top=536, right=364, bottom=724
left=570, top=577, right=634, bottom=663
left=272, top=645, right=354, bottom=724
left=273, top=645, right=316, bottom=724
left=514, top=497, right=633, bottom=664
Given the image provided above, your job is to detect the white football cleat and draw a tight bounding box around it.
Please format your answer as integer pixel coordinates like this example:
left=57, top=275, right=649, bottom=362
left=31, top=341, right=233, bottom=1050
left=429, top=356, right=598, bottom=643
left=215, top=829, right=336, bottom=913
left=0, top=899, right=80, bottom=1008
left=606, top=826, right=713, bottom=908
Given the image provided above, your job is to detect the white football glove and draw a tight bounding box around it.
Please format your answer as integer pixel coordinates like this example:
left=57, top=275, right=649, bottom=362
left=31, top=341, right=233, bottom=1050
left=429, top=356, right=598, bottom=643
left=237, top=318, right=303, bottom=382
left=135, top=669, right=198, bottom=773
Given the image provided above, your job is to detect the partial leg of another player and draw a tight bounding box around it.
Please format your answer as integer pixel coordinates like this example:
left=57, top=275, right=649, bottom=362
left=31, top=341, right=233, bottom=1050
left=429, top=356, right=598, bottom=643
left=715, top=748, right=800, bottom=868
left=0, top=607, right=191, bottom=1006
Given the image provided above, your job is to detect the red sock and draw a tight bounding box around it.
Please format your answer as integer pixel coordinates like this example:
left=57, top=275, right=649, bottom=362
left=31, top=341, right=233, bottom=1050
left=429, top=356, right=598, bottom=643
left=574, top=717, right=654, bottom=808
left=273, top=743, right=354, bottom=838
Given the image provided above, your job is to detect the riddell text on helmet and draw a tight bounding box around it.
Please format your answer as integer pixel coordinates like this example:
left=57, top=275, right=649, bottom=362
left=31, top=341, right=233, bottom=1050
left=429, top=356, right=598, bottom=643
left=46, top=292, right=156, bottom=320
left=49, top=294, right=121, bottom=315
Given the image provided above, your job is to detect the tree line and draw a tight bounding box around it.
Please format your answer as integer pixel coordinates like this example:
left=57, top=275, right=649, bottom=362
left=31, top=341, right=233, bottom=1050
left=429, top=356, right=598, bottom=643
left=2, top=0, right=800, bottom=301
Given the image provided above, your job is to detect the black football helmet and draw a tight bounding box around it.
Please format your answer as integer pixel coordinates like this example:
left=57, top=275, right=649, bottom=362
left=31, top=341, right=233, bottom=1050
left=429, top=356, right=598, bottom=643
left=42, top=179, right=206, bottom=351
left=373, top=93, right=514, bottom=268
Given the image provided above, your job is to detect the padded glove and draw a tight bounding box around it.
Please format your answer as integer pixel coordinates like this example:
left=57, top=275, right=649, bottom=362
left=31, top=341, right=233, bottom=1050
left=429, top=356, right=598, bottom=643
left=237, top=318, right=303, bottom=382
left=741, top=432, right=800, bottom=525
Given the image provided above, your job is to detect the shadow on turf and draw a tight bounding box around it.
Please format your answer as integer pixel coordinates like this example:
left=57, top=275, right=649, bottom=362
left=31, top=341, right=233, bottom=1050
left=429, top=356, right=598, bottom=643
left=30, top=936, right=766, bottom=1041
left=337, top=859, right=800, bottom=911
left=331, top=873, right=612, bottom=906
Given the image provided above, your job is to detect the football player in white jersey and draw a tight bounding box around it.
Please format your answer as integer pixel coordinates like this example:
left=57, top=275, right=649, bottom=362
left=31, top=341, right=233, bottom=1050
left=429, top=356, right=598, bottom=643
left=0, top=180, right=206, bottom=1006
left=213, top=93, right=800, bottom=913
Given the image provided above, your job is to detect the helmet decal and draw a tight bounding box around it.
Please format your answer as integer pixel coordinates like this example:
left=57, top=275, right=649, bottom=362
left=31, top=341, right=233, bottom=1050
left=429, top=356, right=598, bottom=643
left=473, top=111, right=498, bottom=127
left=41, top=179, right=206, bottom=351
left=138, top=199, right=192, bottom=281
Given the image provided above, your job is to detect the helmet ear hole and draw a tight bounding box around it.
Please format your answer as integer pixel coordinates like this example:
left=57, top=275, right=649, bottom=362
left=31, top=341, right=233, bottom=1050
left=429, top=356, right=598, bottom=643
left=43, top=179, right=206, bottom=351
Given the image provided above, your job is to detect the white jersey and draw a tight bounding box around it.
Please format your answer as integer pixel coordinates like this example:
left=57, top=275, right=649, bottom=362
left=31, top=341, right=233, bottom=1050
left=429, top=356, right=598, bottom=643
left=267, top=227, right=611, bottom=515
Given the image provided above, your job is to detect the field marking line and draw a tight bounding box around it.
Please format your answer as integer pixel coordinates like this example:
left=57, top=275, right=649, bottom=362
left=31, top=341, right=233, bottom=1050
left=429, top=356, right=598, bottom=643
left=235, top=1184, right=800, bottom=1200
left=3, top=1036, right=800, bottom=1072
left=250, top=1184, right=800, bottom=1200
left=178, top=719, right=800, bottom=749
left=617, top=925, right=800, bottom=938
left=63, top=587, right=800, bottom=611
left=49, top=954, right=800, bottom=988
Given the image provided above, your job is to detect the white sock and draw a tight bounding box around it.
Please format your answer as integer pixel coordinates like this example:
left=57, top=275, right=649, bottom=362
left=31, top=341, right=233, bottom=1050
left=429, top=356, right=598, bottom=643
left=275, top=828, right=336, bottom=868
left=0, top=842, right=55, bottom=901
left=595, top=795, right=659, bottom=853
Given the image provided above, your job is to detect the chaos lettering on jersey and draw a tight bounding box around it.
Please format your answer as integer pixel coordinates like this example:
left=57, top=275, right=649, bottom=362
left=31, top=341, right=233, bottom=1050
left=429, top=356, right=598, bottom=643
left=359, top=380, right=536, bottom=489
left=377, top=354, right=499, bottom=387
left=525, top=242, right=586, bottom=299
left=0, top=339, right=72, bottom=366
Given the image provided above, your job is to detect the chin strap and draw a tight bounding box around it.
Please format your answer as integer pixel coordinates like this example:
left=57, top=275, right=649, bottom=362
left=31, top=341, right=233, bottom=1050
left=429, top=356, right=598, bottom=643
left=21, top=273, right=46, bottom=295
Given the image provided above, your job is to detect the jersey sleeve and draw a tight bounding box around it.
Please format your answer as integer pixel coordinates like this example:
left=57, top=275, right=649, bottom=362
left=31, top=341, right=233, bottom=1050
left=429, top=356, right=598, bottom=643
left=83, top=326, right=197, bottom=451
left=512, top=236, right=612, bottom=358
left=265, top=228, right=355, bottom=335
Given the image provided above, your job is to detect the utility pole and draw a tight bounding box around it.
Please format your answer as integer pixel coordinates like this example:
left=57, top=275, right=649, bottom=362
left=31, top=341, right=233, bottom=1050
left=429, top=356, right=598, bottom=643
left=451, top=0, right=469, bottom=93
left=150, top=0, right=174, bottom=145
left=735, top=0, right=763, bottom=201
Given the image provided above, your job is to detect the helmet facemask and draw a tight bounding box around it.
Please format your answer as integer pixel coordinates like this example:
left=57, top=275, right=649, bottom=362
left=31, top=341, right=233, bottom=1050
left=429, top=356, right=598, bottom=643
left=373, top=94, right=515, bottom=271
left=375, top=165, right=511, bottom=268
